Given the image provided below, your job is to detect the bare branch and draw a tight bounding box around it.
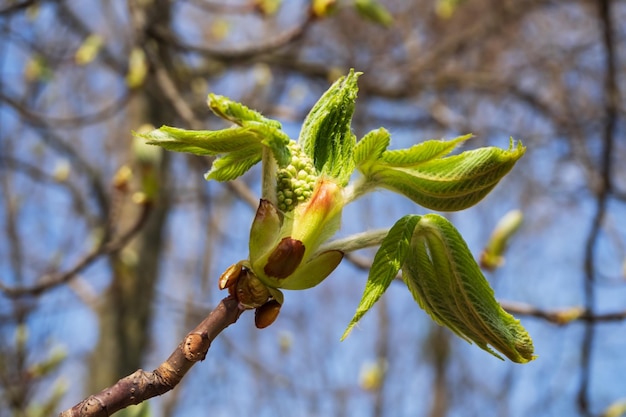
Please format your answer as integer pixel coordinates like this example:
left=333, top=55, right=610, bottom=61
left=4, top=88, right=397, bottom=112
left=501, top=301, right=626, bottom=325
left=0, top=0, right=39, bottom=15
left=59, top=296, right=244, bottom=417
left=147, top=10, right=314, bottom=62
left=0, top=201, right=152, bottom=297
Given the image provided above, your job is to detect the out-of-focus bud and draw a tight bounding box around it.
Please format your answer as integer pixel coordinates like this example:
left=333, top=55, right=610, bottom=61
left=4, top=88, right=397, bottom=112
left=75, top=34, right=103, bottom=66
left=311, top=0, right=337, bottom=18
left=354, top=0, right=393, bottom=28
left=480, top=209, right=523, bottom=271
left=553, top=306, right=585, bottom=325
left=112, top=165, right=133, bottom=192
left=359, top=359, right=388, bottom=391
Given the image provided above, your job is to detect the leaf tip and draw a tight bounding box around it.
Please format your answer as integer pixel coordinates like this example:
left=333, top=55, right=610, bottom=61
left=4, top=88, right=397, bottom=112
left=340, top=323, right=356, bottom=341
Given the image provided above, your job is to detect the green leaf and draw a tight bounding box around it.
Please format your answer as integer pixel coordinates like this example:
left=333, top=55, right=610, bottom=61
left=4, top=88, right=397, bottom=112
left=342, top=215, right=421, bottom=340
left=299, top=69, right=360, bottom=185
left=354, top=128, right=391, bottom=167
left=137, top=125, right=260, bottom=156
left=380, top=134, right=471, bottom=167
left=403, top=214, right=535, bottom=363
left=208, top=94, right=282, bottom=130
left=367, top=139, right=526, bottom=211
left=205, top=144, right=262, bottom=181
left=246, top=121, right=292, bottom=168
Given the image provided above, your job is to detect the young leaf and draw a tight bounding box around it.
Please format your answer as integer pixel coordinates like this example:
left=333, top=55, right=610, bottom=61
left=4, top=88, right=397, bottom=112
left=354, top=128, right=391, bottom=167
left=205, top=144, right=262, bottom=181
left=403, top=214, right=535, bottom=363
left=367, top=139, right=525, bottom=211
left=246, top=121, right=292, bottom=168
left=342, top=215, right=421, bottom=340
left=137, top=125, right=260, bottom=155
left=380, top=134, right=471, bottom=167
left=299, top=69, right=360, bottom=185
left=208, top=94, right=282, bottom=130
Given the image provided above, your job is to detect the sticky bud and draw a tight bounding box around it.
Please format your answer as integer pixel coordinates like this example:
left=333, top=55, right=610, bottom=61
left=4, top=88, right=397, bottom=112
left=219, top=263, right=243, bottom=290
left=264, top=237, right=305, bottom=279
left=254, top=300, right=282, bottom=328
left=236, top=267, right=271, bottom=308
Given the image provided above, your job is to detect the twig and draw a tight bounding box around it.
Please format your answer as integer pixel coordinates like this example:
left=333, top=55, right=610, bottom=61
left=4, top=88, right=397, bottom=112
left=0, top=201, right=152, bottom=297
left=59, top=296, right=244, bottom=417
left=578, top=1, right=617, bottom=414
left=500, top=301, right=626, bottom=325
left=147, top=9, right=314, bottom=62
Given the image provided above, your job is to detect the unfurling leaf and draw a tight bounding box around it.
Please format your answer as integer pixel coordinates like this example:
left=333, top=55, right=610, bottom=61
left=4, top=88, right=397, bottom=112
left=354, top=128, right=391, bottom=167
left=403, top=214, right=535, bottom=363
left=379, top=134, right=471, bottom=167
left=208, top=94, right=282, bottom=129
left=138, top=126, right=261, bottom=155
left=208, top=94, right=291, bottom=167
left=299, top=69, right=360, bottom=185
left=364, top=138, right=525, bottom=211
left=205, top=144, right=262, bottom=181
left=342, top=215, right=421, bottom=339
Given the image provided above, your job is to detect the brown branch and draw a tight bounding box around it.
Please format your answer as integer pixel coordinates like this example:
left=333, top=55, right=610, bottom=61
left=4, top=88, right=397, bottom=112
left=0, top=0, right=39, bottom=15
left=0, top=201, right=152, bottom=298
left=59, top=296, right=244, bottom=417
left=501, top=301, right=626, bottom=325
left=147, top=10, right=314, bottom=62
left=578, top=1, right=617, bottom=415
left=0, top=90, right=133, bottom=129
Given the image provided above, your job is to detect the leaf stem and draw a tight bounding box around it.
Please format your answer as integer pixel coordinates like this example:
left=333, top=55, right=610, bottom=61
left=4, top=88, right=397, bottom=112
left=317, top=228, right=390, bottom=254
left=261, top=146, right=277, bottom=205
left=342, top=175, right=376, bottom=205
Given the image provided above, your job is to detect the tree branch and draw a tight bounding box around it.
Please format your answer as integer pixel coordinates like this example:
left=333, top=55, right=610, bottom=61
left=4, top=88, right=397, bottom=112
left=59, top=296, right=244, bottom=417
left=578, top=0, right=618, bottom=415
left=500, top=301, right=626, bottom=325
left=0, top=200, right=152, bottom=297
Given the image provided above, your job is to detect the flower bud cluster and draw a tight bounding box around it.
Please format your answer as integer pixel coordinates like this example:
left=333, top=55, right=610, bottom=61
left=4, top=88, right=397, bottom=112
left=276, top=142, right=318, bottom=212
